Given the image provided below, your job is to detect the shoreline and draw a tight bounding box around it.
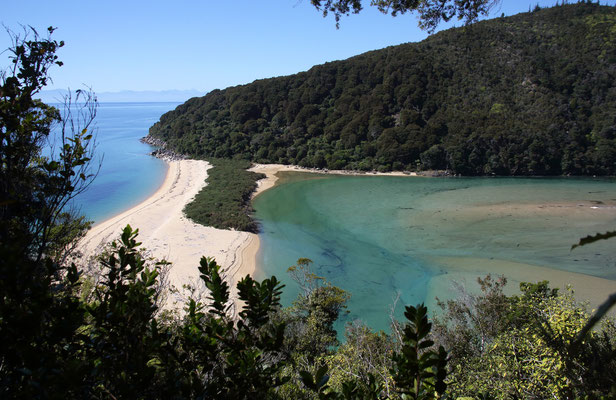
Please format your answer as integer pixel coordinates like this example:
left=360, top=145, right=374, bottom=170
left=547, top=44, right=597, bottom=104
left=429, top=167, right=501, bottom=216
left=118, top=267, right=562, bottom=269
left=248, top=163, right=418, bottom=199
left=77, top=158, right=258, bottom=308
left=78, top=158, right=615, bottom=313
left=89, top=160, right=171, bottom=229
left=78, top=160, right=417, bottom=308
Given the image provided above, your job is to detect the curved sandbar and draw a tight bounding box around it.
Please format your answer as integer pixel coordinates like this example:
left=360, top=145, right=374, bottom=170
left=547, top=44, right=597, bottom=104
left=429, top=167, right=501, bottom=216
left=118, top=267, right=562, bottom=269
left=248, top=163, right=416, bottom=199
left=78, top=159, right=258, bottom=308
left=78, top=159, right=615, bottom=314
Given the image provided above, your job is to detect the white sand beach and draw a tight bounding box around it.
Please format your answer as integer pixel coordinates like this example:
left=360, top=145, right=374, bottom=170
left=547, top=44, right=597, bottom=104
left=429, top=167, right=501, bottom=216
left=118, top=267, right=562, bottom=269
left=77, top=159, right=259, bottom=308
left=248, top=163, right=416, bottom=198
left=77, top=160, right=406, bottom=308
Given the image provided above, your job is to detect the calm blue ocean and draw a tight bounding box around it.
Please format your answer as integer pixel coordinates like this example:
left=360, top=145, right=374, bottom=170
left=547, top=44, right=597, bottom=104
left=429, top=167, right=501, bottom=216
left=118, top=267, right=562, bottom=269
left=69, top=102, right=180, bottom=223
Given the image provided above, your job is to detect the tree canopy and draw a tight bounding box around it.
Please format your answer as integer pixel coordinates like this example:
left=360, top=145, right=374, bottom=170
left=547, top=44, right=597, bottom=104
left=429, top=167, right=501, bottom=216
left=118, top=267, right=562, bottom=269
left=310, top=0, right=500, bottom=31
left=0, top=26, right=97, bottom=397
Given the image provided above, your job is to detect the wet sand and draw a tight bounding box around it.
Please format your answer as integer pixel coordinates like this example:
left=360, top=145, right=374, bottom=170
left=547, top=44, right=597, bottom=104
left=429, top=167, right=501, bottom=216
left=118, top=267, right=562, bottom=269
left=425, top=256, right=616, bottom=313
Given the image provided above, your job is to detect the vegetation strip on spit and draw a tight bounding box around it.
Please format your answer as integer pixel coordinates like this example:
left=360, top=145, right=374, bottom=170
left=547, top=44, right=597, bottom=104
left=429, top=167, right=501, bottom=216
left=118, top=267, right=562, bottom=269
left=183, top=158, right=265, bottom=233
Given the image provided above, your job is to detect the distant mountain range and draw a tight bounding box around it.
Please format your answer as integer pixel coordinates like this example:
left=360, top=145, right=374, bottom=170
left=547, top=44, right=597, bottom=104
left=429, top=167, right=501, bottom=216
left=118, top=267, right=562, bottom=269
left=148, top=3, right=616, bottom=176
left=37, top=89, right=204, bottom=103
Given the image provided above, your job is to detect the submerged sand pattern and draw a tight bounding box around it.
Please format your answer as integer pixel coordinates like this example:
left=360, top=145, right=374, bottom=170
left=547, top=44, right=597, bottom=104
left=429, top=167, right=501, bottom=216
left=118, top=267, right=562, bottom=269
left=252, top=174, right=616, bottom=328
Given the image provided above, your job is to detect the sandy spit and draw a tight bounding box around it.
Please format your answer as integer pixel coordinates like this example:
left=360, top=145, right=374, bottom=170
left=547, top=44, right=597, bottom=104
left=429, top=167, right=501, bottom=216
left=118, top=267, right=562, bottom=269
left=248, top=163, right=417, bottom=198
left=77, top=159, right=258, bottom=308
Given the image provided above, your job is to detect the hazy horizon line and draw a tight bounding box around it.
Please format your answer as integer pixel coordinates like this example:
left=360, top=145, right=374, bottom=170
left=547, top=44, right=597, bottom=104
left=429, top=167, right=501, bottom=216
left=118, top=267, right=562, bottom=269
left=37, top=88, right=205, bottom=103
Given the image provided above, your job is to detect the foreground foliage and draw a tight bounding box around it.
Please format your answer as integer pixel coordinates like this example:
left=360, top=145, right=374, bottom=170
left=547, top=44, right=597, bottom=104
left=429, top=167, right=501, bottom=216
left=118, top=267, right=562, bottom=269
left=3, top=18, right=616, bottom=400
left=150, top=3, right=616, bottom=175
left=0, top=26, right=95, bottom=398
left=434, top=277, right=616, bottom=399
left=1, top=222, right=452, bottom=399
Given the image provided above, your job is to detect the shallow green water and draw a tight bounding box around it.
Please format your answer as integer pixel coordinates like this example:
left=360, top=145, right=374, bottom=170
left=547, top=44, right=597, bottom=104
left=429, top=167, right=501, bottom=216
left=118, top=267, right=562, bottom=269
left=253, top=175, right=616, bottom=332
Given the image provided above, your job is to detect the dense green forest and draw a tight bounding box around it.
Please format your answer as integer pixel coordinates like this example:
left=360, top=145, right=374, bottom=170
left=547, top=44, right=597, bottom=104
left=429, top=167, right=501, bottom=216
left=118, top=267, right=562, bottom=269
left=149, top=3, right=616, bottom=175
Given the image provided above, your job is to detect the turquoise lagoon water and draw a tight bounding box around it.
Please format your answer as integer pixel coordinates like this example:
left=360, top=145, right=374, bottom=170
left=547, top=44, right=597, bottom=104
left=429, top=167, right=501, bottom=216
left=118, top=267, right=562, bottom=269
left=69, top=102, right=179, bottom=223
left=253, top=175, right=616, bottom=332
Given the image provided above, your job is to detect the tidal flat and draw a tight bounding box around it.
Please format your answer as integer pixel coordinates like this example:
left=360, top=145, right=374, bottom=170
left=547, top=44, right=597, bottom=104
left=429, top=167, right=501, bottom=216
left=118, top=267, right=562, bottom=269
left=253, top=173, right=616, bottom=331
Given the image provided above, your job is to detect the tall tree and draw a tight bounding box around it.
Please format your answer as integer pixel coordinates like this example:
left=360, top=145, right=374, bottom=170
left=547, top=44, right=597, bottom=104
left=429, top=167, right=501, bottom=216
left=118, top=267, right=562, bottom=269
left=0, top=26, right=97, bottom=397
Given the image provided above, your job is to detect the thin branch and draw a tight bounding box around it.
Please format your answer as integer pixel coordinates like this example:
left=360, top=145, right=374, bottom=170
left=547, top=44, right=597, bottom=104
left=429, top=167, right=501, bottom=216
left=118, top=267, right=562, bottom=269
left=570, top=292, right=616, bottom=353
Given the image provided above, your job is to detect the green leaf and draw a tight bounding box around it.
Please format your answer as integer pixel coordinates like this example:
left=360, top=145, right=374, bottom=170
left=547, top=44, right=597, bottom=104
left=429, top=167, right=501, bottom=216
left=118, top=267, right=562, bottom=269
left=571, top=230, right=616, bottom=250
left=300, top=370, right=316, bottom=390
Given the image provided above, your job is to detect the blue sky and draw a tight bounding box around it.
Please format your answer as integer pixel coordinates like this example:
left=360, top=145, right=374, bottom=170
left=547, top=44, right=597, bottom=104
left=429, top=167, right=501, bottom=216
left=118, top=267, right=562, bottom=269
left=2, top=0, right=615, bottom=96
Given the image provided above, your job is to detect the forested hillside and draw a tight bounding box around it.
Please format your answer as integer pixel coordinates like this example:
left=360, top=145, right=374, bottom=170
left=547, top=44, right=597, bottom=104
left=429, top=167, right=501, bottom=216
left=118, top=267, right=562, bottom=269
left=149, top=3, right=616, bottom=175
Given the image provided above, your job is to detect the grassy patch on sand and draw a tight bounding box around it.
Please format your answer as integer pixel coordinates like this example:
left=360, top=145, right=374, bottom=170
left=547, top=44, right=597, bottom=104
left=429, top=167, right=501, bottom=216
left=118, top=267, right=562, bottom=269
left=184, top=158, right=264, bottom=232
